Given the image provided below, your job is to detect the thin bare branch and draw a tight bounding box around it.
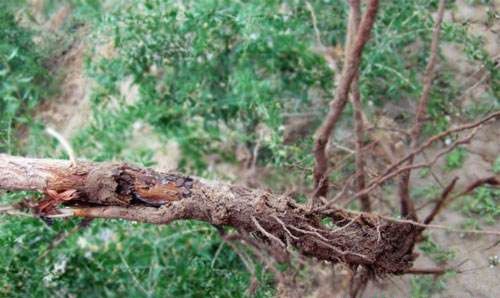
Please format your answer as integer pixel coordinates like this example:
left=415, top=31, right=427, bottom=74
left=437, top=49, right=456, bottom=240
left=348, top=0, right=370, bottom=212
left=339, top=112, right=500, bottom=206
left=330, top=127, right=479, bottom=210
left=403, top=267, right=450, bottom=275
left=252, top=216, right=286, bottom=248
left=378, top=111, right=500, bottom=181
left=312, top=0, right=379, bottom=206
left=423, top=177, right=458, bottom=224
left=398, top=0, right=446, bottom=220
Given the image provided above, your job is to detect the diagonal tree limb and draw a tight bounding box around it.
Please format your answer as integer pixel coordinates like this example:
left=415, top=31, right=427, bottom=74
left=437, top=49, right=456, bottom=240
left=312, top=0, right=379, bottom=206
left=398, top=0, right=446, bottom=221
left=423, top=177, right=458, bottom=225
left=422, top=175, right=499, bottom=225
left=322, top=126, right=482, bottom=211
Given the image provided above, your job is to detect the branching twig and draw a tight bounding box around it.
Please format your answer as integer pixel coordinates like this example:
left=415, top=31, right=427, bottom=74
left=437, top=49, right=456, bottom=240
left=272, top=215, right=299, bottom=240
left=398, top=0, right=446, bottom=220
left=376, top=111, right=500, bottom=182
left=252, top=216, right=286, bottom=248
left=330, top=128, right=479, bottom=210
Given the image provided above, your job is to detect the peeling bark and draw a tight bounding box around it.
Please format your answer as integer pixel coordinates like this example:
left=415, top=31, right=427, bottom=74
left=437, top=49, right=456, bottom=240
left=0, top=154, right=418, bottom=274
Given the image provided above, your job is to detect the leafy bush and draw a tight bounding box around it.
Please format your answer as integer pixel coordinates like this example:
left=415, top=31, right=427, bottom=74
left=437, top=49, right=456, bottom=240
left=0, top=3, right=50, bottom=153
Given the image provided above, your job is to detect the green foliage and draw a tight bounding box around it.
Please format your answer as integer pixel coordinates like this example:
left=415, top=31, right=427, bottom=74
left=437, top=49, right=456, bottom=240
left=79, top=0, right=337, bottom=173
left=74, top=0, right=497, bottom=178
left=445, top=148, right=467, bottom=170
left=410, top=274, right=450, bottom=298
left=0, top=3, right=50, bottom=154
left=460, top=186, right=500, bottom=224
left=0, top=216, right=274, bottom=297
left=493, top=156, right=500, bottom=174
left=419, top=235, right=455, bottom=263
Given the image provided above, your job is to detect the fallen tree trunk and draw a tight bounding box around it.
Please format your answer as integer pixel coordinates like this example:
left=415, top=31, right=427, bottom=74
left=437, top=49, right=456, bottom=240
left=0, top=154, right=417, bottom=274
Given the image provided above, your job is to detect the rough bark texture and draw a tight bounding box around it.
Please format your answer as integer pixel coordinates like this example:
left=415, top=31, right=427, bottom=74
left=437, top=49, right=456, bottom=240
left=0, top=154, right=417, bottom=274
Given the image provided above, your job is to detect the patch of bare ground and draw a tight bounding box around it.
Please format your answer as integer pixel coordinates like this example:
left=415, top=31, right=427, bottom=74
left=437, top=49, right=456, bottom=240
left=124, top=121, right=181, bottom=171
left=34, top=5, right=92, bottom=139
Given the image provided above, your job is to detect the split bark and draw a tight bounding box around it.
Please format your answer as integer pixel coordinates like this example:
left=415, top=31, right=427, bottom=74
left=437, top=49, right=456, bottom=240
left=0, top=154, right=418, bottom=274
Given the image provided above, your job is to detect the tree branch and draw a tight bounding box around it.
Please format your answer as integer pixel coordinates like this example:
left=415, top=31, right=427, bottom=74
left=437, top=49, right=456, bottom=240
left=398, top=0, right=446, bottom=221
left=347, top=0, right=371, bottom=212
left=0, top=153, right=420, bottom=274
left=312, top=0, right=379, bottom=205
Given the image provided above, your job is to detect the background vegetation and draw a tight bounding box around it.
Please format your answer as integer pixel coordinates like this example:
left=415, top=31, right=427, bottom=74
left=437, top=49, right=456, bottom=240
left=0, top=0, right=498, bottom=297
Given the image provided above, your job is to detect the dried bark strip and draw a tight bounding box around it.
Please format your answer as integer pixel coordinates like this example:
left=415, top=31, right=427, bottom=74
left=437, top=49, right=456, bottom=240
left=0, top=154, right=417, bottom=274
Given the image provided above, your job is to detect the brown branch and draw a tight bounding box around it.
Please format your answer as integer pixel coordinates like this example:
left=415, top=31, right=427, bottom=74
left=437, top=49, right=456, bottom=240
left=0, top=153, right=422, bottom=274
left=312, top=0, right=379, bottom=205
left=377, top=111, right=500, bottom=182
left=423, top=177, right=458, bottom=225
left=328, top=128, right=480, bottom=210
left=403, top=267, right=451, bottom=275
left=398, top=0, right=446, bottom=220
left=421, top=175, right=499, bottom=225
left=458, top=176, right=500, bottom=195
left=348, top=0, right=371, bottom=212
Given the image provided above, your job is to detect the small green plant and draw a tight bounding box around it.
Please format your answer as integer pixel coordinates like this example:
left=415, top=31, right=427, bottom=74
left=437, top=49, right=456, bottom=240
left=461, top=218, right=481, bottom=231
left=419, top=235, right=455, bottom=264
left=410, top=274, right=449, bottom=298
left=460, top=186, right=499, bottom=224
left=493, top=156, right=500, bottom=174
left=445, top=148, right=467, bottom=170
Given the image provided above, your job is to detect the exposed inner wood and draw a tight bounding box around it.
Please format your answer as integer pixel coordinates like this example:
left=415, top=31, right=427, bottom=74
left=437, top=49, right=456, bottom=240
left=0, top=154, right=418, bottom=275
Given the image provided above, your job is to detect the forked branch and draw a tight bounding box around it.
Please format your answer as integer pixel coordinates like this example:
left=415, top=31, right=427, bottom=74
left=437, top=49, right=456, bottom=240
left=398, top=0, right=446, bottom=220
left=312, top=0, right=379, bottom=206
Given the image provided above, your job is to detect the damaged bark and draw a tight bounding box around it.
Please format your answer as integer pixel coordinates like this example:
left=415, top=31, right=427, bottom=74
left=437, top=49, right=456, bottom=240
left=0, top=154, right=418, bottom=274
